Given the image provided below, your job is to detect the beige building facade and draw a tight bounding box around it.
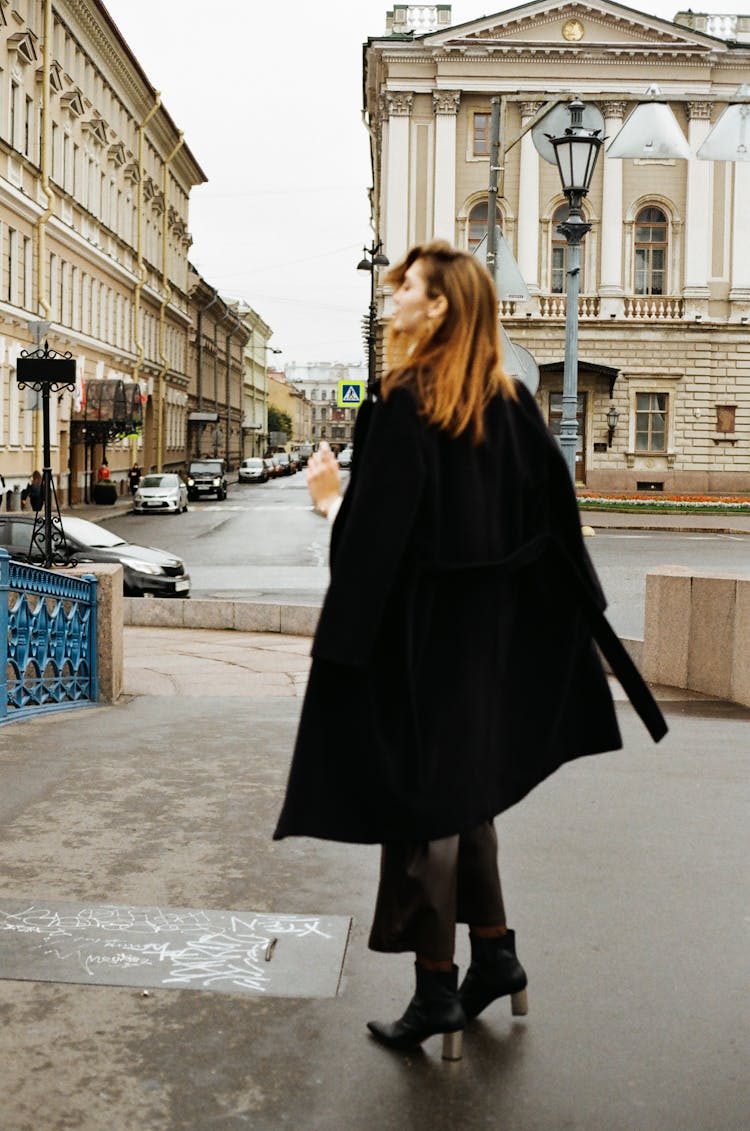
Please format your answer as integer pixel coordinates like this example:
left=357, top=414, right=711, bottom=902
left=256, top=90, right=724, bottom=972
left=286, top=361, right=368, bottom=449
left=365, top=3, right=750, bottom=491
left=267, top=369, right=312, bottom=451
left=0, top=0, right=205, bottom=504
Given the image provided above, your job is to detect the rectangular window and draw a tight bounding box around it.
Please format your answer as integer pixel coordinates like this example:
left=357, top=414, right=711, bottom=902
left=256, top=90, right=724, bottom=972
left=473, top=113, right=489, bottom=157
left=22, top=236, right=31, bottom=309
left=24, top=95, right=33, bottom=158
left=551, top=246, right=566, bottom=294
left=63, top=132, right=71, bottom=191
left=50, top=121, right=58, bottom=181
left=6, top=227, right=16, bottom=304
left=635, top=393, right=667, bottom=452
left=10, top=82, right=19, bottom=149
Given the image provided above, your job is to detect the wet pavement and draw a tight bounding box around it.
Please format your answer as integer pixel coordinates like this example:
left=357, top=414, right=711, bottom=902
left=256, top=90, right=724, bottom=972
left=0, top=628, right=748, bottom=1130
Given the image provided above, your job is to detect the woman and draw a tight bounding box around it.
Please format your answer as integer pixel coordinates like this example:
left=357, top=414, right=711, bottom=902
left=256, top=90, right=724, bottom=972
left=21, top=469, right=44, bottom=513
left=274, top=241, right=666, bottom=1061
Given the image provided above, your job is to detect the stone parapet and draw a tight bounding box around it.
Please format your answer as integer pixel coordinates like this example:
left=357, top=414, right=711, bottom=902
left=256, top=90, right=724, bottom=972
left=642, top=567, right=750, bottom=707
left=124, top=598, right=321, bottom=638
left=55, top=563, right=123, bottom=703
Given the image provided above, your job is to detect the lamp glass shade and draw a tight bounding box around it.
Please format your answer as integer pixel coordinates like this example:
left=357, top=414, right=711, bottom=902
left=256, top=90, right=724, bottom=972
left=606, top=103, right=691, bottom=160
left=697, top=103, right=750, bottom=162
left=356, top=258, right=372, bottom=272
left=551, top=133, right=602, bottom=193
left=606, top=405, right=619, bottom=429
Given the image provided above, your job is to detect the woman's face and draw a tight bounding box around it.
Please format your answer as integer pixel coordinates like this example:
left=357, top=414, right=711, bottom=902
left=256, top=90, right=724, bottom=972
left=391, top=260, right=446, bottom=335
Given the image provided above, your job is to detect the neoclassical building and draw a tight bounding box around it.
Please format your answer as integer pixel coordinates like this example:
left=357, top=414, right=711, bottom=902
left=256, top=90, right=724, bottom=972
left=286, top=361, right=368, bottom=449
left=0, top=0, right=205, bottom=503
left=364, top=3, right=750, bottom=491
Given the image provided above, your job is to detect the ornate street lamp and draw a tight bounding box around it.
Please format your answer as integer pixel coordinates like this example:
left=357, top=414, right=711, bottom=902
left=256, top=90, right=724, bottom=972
left=546, top=98, right=604, bottom=481
left=357, top=241, right=389, bottom=392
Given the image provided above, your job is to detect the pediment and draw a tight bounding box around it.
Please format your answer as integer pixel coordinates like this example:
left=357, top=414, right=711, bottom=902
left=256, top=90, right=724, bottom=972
left=82, top=114, right=108, bottom=146
left=7, top=30, right=38, bottom=65
left=59, top=88, right=84, bottom=117
left=421, top=1, right=731, bottom=53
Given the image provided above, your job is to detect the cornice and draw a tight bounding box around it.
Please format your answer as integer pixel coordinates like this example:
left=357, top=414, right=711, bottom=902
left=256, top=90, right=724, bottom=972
left=47, top=214, right=139, bottom=288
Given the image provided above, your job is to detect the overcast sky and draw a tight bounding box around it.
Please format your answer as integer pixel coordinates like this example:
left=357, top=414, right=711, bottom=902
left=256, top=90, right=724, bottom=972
left=101, top=1, right=738, bottom=366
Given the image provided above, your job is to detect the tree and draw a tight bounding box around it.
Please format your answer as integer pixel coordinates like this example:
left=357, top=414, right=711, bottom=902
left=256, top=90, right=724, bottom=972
left=268, top=404, right=293, bottom=441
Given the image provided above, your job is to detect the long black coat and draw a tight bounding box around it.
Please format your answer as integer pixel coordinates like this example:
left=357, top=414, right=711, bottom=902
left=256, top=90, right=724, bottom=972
left=274, top=381, right=666, bottom=845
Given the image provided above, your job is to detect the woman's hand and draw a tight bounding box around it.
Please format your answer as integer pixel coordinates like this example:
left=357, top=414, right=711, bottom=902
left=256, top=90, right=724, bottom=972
left=306, top=441, right=342, bottom=517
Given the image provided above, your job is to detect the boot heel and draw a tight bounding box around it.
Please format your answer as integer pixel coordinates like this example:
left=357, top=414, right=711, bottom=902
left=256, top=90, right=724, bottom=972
left=442, top=1030, right=463, bottom=1061
left=510, top=988, right=528, bottom=1016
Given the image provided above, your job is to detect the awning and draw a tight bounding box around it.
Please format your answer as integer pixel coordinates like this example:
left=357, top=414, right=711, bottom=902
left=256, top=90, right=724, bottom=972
left=71, top=379, right=143, bottom=442
left=188, top=411, right=219, bottom=423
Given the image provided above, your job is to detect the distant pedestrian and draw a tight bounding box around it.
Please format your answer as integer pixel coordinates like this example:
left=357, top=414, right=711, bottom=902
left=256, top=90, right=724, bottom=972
left=274, top=240, right=667, bottom=1062
left=21, top=470, right=44, bottom=513
left=128, top=463, right=141, bottom=495
left=97, top=458, right=110, bottom=481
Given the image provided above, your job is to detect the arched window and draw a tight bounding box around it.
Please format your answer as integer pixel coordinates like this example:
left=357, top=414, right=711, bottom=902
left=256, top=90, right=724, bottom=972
left=634, top=207, right=667, bottom=295
left=467, top=200, right=502, bottom=251
left=550, top=204, right=586, bottom=293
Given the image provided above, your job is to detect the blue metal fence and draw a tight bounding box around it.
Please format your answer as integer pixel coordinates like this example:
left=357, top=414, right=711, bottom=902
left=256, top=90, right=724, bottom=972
left=0, top=548, right=98, bottom=722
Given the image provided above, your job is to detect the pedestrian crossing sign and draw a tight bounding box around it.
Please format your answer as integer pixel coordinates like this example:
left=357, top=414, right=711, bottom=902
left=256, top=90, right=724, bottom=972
left=337, top=380, right=365, bottom=408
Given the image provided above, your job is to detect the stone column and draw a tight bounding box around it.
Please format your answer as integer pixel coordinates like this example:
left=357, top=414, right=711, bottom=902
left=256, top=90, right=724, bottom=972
left=517, top=101, right=542, bottom=297
left=432, top=90, right=460, bottom=242
left=729, top=160, right=750, bottom=320
left=383, top=92, right=413, bottom=265
left=599, top=101, right=627, bottom=318
left=683, top=101, right=712, bottom=318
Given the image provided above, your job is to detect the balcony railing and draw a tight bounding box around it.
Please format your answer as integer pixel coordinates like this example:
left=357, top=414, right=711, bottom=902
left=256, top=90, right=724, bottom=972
left=0, top=549, right=98, bottom=723
left=623, top=296, right=684, bottom=320
left=538, top=295, right=601, bottom=318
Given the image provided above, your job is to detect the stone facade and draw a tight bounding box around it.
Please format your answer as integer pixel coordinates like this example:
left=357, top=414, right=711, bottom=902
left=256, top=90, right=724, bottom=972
left=185, top=269, right=250, bottom=468
left=285, top=361, right=368, bottom=449
left=364, top=3, right=750, bottom=491
left=267, top=370, right=312, bottom=451
left=0, top=0, right=205, bottom=504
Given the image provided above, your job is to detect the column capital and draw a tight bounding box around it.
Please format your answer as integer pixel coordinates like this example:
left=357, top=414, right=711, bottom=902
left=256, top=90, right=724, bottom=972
left=432, top=90, right=460, bottom=116
left=603, top=100, right=628, bottom=121
left=383, top=91, right=414, bottom=118
left=519, top=100, right=544, bottom=119
left=686, top=101, right=712, bottom=120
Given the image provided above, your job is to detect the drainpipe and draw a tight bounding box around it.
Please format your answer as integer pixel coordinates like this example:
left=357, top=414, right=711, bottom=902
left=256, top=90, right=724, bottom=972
left=33, top=0, right=53, bottom=471
left=213, top=304, right=232, bottom=455
left=132, top=90, right=161, bottom=467
left=225, top=316, right=241, bottom=468
left=155, top=131, right=184, bottom=472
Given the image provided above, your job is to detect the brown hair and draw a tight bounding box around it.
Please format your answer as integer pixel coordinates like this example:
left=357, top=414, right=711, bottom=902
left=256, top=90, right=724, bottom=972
left=382, top=240, right=515, bottom=443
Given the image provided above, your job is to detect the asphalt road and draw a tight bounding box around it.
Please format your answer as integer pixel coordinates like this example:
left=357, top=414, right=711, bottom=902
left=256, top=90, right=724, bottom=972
left=106, top=473, right=750, bottom=640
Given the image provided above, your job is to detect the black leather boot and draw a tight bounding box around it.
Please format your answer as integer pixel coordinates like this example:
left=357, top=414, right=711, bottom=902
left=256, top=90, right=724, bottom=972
left=367, top=963, right=466, bottom=1059
left=458, top=929, right=528, bottom=1021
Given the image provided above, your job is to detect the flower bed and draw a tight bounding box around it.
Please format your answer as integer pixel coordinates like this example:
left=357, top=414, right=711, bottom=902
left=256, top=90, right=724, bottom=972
left=578, top=491, right=750, bottom=514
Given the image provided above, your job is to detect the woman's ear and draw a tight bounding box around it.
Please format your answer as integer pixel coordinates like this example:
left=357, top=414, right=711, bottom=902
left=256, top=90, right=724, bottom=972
left=427, top=293, right=448, bottom=320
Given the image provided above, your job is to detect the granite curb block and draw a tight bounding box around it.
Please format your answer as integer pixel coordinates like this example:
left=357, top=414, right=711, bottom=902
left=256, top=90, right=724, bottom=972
left=124, top=597, right=321, bottom=636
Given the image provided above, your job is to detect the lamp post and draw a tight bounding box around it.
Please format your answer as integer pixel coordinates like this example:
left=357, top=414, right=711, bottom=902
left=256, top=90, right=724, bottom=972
left=357, top=241, right=389, bottom=392
left=546, top=99, right=604, bottom=482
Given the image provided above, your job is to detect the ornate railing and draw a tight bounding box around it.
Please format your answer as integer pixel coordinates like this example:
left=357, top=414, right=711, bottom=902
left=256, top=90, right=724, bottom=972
left=0, top=549, right=98, bottom=722
left=538, top=295, right=601, bottom=318
left=623, top=296, right=684, bottom=320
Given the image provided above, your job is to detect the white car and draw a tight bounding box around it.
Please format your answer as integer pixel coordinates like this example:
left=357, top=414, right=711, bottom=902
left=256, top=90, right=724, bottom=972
left=337, top=447, right=353, bottom=468
left=134, top=473, right=188, bottom=514
left=238, top=457, right=268, bottom=483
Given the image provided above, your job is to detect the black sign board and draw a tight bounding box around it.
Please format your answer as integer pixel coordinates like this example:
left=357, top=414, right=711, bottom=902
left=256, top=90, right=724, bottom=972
left=16, top=356, right=76, bottom=385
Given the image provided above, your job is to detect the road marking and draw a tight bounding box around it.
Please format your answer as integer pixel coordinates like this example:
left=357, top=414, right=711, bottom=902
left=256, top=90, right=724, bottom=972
left=199, top=504, right=315, bottom=512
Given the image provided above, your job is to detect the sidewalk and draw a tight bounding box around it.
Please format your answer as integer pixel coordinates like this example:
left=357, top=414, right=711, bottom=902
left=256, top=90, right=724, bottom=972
left=0, top=626, right=748, bottom=1131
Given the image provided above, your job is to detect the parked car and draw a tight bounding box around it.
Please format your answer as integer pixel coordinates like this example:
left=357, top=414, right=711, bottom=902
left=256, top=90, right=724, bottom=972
left=292, top=443, right=313, bottom=467
left=263, top=457, right=277, bottom=479
left=272, top=453, right=291, bottom=476
left=0, top=515, right=191, bottom=598
left=337, top=447, right=353, bottom=468
left=238, top=457, right=268, bottom=483
left=133, top=473, right=188, bottom=514
left=186, top=458, right=227, bottom=501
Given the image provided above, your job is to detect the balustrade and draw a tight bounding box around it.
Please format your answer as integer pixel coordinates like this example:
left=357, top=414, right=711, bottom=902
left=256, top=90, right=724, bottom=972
left=623, top=296, right=685, bottom=320
left=0, top=549, right=98, bottom=721
left=537, top=295, right=601, bottom=318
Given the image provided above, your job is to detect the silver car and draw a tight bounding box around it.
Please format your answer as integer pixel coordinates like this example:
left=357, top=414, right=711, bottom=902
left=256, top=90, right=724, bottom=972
left=238, top=457, right=268, bottom=483
left=133, top=473, right=188, bottom=514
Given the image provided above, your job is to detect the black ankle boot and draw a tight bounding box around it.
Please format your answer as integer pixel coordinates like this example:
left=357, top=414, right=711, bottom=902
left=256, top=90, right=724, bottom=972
left=367, top=963, right=466, bottom=1059
left=458, top=929, right=528, bottom=1021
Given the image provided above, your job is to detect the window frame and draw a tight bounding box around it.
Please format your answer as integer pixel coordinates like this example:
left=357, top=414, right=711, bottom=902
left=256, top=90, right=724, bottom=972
left=633, top=206, right=669, bottom=297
